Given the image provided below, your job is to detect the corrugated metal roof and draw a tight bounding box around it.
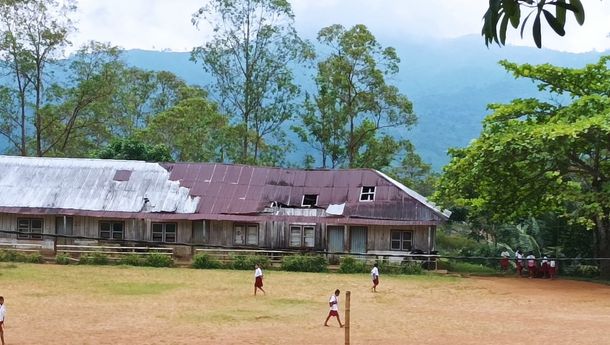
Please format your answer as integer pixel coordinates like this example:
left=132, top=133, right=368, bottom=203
left=0, top=156, right=199, bottom=213
left=0, top=156, right=448, bottom=223
left=161, top=163, right=448, bottom=222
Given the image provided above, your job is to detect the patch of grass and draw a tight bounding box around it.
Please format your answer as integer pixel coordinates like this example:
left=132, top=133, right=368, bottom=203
left=270, top=298, right=316, bottom=306
left=100, top=282, right=178, bottom=295
left=448, top=261, right=498, bottom=275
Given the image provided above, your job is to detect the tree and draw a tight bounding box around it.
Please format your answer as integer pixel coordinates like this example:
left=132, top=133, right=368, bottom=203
left=38, top=41, right=123, bottom=157
left=191, top=0, right=313, bottom=164
left=434, top=56, right=610, bottom=278
left=482, top=0, right=585, bottom=48
left=0, top=0, right=76, bottom=156
left=296, top=24, right=416, bottom=170
left=93, top=137, right=173, bottom=162
left=136, top=86, right=238, bottom=162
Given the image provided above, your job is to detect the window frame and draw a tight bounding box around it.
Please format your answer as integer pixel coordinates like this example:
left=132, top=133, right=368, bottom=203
left=152, top=222, right=177, bottom=243
left=288, top=224, right=316, bottom=248
left=301, top=194, right=318, bottom=207
left=390, top=230, right=413, bottom=251
left=360, top=186, right=376, bottom=202
left=17, top=218, right=43, bottom=240
left=99, top=221, right=124, bottom=240
left=233, top=223, right=259, bottom=246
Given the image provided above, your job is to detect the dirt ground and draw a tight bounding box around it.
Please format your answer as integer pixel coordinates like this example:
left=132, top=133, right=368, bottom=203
left=1, top=264, right=610, bottom=345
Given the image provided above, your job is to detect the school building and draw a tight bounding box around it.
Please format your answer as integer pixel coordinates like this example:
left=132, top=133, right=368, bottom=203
left=0, top=155, right=449, bottom=258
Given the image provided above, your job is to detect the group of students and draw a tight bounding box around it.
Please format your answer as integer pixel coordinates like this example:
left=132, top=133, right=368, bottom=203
left=499, top=249, right=557, bottom=279
left=253, top=263, right=381, bottom=327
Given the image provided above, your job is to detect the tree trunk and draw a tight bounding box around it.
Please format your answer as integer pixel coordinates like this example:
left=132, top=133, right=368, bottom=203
left=596, top=216, right=610, bottom=279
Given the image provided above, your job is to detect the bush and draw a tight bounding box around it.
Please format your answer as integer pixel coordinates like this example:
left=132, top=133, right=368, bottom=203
left=118, top=254, right=144, bottom=267
left=143, top=253, right=173, bottom=267
left=79, top=252, right=109, bottom=265
left=400, top=261, right=423, bottom=275
left=25, top=252, right=44, bottom=264
left=192, top=253, right=222, bottom=269
left=281, top=255, right=327, bottom=272
left=338, top=256, right=368, bottom=273
left=564, top=264, right=600, bottom=278
left=230, top=255, right=270, bottom=270
left=55, top=253, right=71, bottom=265
left=0, top=250, right=43, bottom=263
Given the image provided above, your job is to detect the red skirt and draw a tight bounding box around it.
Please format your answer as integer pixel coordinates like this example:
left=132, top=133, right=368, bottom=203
left=328, top=310, right=338, bottom=317
left=549, top=267, right=556, bottom=275
left=255, top=276, right=263, bottom=288
left=500, top=258, right=509, bottom=269
left=373, top=278, right=379, bottom=286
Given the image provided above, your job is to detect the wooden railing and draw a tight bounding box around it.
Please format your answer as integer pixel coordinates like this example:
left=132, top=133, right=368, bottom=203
left=195, top=248, right=298, bottom=266
left=0, top=242, right=44, bottom=252
left=56, top=244, right=174, bottom=257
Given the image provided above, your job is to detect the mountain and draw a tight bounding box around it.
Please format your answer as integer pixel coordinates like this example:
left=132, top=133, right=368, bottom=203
left=2, top=35, right=605, bottom=169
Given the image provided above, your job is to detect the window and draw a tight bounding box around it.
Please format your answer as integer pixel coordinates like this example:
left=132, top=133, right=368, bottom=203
left=302, top=194, right=318, bottom=207
left=192, top=220, right=207, bottom=243
left=234, top=224, right=259, bottom=246
left=18, top=218, right=43, bottom=240
left=289, top=225, right=315, bottom=248
left=55, top=216, right=73, bottom=235
left=152, top=223, right=177, bottom=243
left=100, top=221, right=124, bottom=240
left=391, top=230, right=413, bottom=251
left=360, top=186, right=376, bottom=201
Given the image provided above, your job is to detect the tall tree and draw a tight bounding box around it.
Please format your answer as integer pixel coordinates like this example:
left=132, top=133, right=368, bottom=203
left=434, top=56, right=610, bottom=278
left=0, top=0, right=76, bottom=156
left=191, top=0, right=313, bottom=164
left=297, top=24, right=416, bottom=169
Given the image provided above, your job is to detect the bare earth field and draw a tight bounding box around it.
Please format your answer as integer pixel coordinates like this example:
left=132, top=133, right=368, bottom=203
left=1, top=264, right=610, bottom=345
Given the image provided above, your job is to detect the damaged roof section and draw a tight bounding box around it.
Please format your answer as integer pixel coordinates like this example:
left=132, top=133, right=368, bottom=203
left=0, top=156, right=199, bottom=213
left=162, top=163, right=448, bottom=222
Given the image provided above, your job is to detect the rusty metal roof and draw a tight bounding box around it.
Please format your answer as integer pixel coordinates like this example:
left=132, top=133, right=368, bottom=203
left=0, top=156, right=448, bottom=223
left=162, top=163, right=449, bottom=222
left=0, top=156, right=199, bottom=213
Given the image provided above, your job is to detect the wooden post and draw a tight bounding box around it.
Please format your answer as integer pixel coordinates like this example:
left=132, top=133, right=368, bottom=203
left=345, top=290, right=351, bottom=345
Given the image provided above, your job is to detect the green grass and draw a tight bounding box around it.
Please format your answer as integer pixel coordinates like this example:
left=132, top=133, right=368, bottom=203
left=447, top=261, right=499, bottom=275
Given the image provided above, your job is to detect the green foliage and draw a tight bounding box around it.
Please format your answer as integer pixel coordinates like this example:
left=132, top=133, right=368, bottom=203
left=142, top=253, right=173, bottom=268
left=563, top=264, right=600, bottom=278
left=398, top=261, right=424, bottom=275
left=192, top=254, right=222, bottom=269
left=117, top=254, right=144, bottom=267
left=446, top=261, right=498, bottom=275
left=281, top=255, right=327, bottom=272
left=230, top=255, right=270, bottom=270
left=136, top=92, right=236, bottom=162
left=0, top=250, right=43, bottom=263
left=79, top=253, right=110, bottom=265
left=55, top=254, right=72, bottom=265
left=338, top=256, right=368, bottom=273
left=434, top=56, right=610, bottom=278
left=93, top=137, right=173, bottom=162
left=482, top=0, right=585, bottom=48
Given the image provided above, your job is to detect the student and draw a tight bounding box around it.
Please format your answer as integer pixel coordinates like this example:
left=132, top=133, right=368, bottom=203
left=371, top=263, right=380, bottom=292
left=324, top=289, right=343, bottom=328
left=515, top=249, right=524, bottom=277
left=526, top=252, right=536, bottom=279
left=254, top=264, right=266, bottom=296
left=549, top=257, right=557, bottom=280
left=500, top=250, right=510, bottom=271
left=0, top=296, right=5, bottom=345
left=541, top=255, right=549, bottom=278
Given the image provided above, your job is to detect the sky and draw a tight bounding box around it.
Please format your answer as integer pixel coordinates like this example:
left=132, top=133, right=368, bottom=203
left=73, top=0, right=610, bottom=53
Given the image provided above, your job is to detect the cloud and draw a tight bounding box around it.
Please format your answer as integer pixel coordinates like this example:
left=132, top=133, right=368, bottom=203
left=69, top=0, right=610, bottom=53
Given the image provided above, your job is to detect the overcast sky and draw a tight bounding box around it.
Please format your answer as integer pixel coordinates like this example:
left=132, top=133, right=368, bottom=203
left=74, top=0, right=610, bottom=53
